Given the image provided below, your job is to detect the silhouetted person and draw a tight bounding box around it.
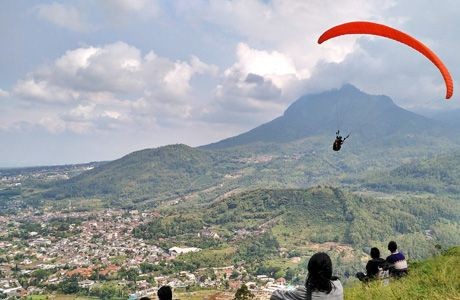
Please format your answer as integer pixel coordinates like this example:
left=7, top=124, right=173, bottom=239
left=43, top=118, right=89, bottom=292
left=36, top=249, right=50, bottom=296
left=356, top=247, right=386, bottom=281
left=386, top=241, right=408, bottom=277
left=270, top=252, right=343, bottom=300
left=332, top=130, right=349, bottom=151
left=158, top=286, right=172, bottom=300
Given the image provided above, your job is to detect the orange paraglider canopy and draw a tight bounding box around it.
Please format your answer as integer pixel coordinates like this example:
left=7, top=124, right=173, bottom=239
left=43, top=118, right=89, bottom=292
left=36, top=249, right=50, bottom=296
left=318, top=21, right=453, bottom=99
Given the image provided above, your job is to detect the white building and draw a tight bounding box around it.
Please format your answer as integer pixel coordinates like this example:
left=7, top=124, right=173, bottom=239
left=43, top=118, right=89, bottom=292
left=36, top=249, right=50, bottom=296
left=169, top=247, right=201, bottom=256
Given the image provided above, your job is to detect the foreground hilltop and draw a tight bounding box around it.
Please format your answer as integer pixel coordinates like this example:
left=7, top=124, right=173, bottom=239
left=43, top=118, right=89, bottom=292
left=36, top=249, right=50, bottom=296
left=174, top=248, right=460, bottom=299
left=345, top=247, right=460, bottom=300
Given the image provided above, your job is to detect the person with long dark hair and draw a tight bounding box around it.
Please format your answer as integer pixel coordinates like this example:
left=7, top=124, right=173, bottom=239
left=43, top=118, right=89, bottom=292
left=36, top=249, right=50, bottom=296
left=157, top=286, right=172, bottom=300
left=270, top=252, right=343, bottom=300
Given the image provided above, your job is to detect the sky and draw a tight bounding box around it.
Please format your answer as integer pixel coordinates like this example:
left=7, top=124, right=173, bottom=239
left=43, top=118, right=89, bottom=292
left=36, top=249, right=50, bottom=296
left=1, top=0, right=459, bottom=167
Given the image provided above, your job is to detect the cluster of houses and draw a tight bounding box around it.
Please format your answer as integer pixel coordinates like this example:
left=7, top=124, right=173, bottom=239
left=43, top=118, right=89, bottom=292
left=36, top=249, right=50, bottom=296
left=0, top=209, right=293, bottom=299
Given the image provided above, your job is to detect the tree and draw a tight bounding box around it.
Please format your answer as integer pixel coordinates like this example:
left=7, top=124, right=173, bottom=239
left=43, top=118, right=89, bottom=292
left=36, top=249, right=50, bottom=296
left=32, top=269, right=49, bottom=283
left=233, top=284, right=254, bottom=300
left=90, top=282, right=123, bottom=299
left=230, top=270, right=239, bottom=279
left=285, top=268, right=295, bottom=281
left=59, top=276, right=79, bottom=294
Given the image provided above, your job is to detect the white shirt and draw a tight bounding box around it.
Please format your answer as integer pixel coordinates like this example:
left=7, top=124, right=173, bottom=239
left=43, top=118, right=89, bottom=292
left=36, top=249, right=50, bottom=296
left=270, top=280, right=343, bottom=300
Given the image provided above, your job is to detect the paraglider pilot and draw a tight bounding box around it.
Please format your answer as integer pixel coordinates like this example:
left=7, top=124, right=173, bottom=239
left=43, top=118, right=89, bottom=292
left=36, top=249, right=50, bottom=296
left=333, top=130, right=349, bottom=151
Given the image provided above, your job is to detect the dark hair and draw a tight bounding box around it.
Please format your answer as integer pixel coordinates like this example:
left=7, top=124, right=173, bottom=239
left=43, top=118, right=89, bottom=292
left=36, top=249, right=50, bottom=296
left=388, top=241, right=398, bottom=253
left=305, top=252, right=335, bottom=300
left=157, top=286, right=172, bottom=300
left=139, top=297, right=151, bottom=300
left=370, top=247, right=380, bottom=259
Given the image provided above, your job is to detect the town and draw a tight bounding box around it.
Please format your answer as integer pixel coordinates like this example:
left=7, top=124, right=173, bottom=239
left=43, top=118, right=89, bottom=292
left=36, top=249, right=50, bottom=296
left=0, top=208, right=292, bottom=299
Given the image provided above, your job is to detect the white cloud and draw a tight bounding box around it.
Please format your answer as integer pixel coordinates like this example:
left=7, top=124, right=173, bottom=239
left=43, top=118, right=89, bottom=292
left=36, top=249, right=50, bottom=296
left=110, top=0, right=158, bottom=13
left=0, top=89, right=9, bottom=98
left=206, top=43, right=304, bottom=124
left=176, top=0, right=393, bottom=77
left=102, top=0, right=161, bottom=21
left=305, top=35, right=457, bottom=110
left=228, top=43, right=299, bottom=88
left=35, top=2, right=91, bottom=32
left=13, top=79, right=78, bottom=104
left=164, top=56, right=218, bottom=96
left=174, top=0, right=396, bottom=124
left=38, top=117, right=66, bottom=134
left=181, top=0, right=455, bottom=112
left=10, top=42, right=218, bottom=134
left=227, top=43, right=305, bottom=100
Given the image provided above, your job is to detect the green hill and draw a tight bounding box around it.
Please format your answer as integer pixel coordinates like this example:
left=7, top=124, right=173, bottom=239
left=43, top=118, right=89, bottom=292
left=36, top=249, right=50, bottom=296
left=44, top=144, right=240, bottom=206
left=134, top=187, right=460, bottom=277
left=345, top=247, right=460, bottom=300
left=363, top=153, right=460, bottom=194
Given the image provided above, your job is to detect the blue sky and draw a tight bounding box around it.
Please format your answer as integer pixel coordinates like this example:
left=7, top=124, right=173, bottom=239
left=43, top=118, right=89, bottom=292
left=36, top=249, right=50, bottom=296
left=1, top=0, right=459, bottom=166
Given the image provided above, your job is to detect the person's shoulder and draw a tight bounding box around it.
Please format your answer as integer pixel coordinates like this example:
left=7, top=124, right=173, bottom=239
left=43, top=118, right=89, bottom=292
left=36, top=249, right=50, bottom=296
left=332, top=279, right=343, bottom=289
left=331, top=279, right=343, bottom=294
left=368, top=258, right=385, bottom=266
left=324, top=279, right=343, bottom=299
left=270, top=287, right=306, bottom=300
left=393, top=252, right=406, bottom=260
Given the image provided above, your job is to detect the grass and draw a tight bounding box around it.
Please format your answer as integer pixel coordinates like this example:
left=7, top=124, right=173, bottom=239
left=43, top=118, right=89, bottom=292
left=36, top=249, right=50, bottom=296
left=177, top=247, right=236, bottom=268
left=28, top=296, right=101, bottom=300
left=176, top=290, right=233, bottom=300
left=26, top=248, right=460, bottom=300
left=345, top=247, right=460, bottom=300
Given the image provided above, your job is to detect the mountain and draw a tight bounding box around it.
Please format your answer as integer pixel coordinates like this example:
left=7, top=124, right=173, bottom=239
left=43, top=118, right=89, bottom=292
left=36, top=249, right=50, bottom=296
left=204, top=84, right=444, bottom=149
left=38, top=85, right=460, bottom=207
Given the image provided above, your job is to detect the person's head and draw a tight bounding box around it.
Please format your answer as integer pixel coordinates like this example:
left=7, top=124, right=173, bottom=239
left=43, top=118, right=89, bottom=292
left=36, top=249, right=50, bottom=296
left=370, top=247, right=380, bottom=259
left=157, top=286, right=172, bottom=300
left=388, top=241, right=398, bottom=253
left=139, top=297, right=151, bottom=300
left=305, top=252, right=334, bottom=294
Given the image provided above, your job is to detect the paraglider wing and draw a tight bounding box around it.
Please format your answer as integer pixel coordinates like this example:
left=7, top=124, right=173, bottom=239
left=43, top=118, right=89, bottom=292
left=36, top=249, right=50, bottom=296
left=318, top=21, right=453, bottom=99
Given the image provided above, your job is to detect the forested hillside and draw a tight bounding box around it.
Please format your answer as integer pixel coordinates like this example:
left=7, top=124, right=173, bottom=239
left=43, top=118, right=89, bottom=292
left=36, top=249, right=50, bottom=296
left=133, top=187, right=460, bottom=278
left=42, top=144, right=241, bottom=206
left=363, top=153, right=460, bottom=193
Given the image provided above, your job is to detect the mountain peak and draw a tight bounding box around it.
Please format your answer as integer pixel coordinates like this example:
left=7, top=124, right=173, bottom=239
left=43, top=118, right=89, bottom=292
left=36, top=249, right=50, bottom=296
left=339, top=83, right=361, bottom=93
left=204, top=86, right=437, bottom=149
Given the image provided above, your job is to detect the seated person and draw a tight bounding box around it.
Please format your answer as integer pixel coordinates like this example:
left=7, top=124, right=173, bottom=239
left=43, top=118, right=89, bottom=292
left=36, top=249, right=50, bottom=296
left=270, top=252, right=343, bottom=300
left=356, top=247, right=386, bottom=282
left=386, top=241, right=408, bottom=277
